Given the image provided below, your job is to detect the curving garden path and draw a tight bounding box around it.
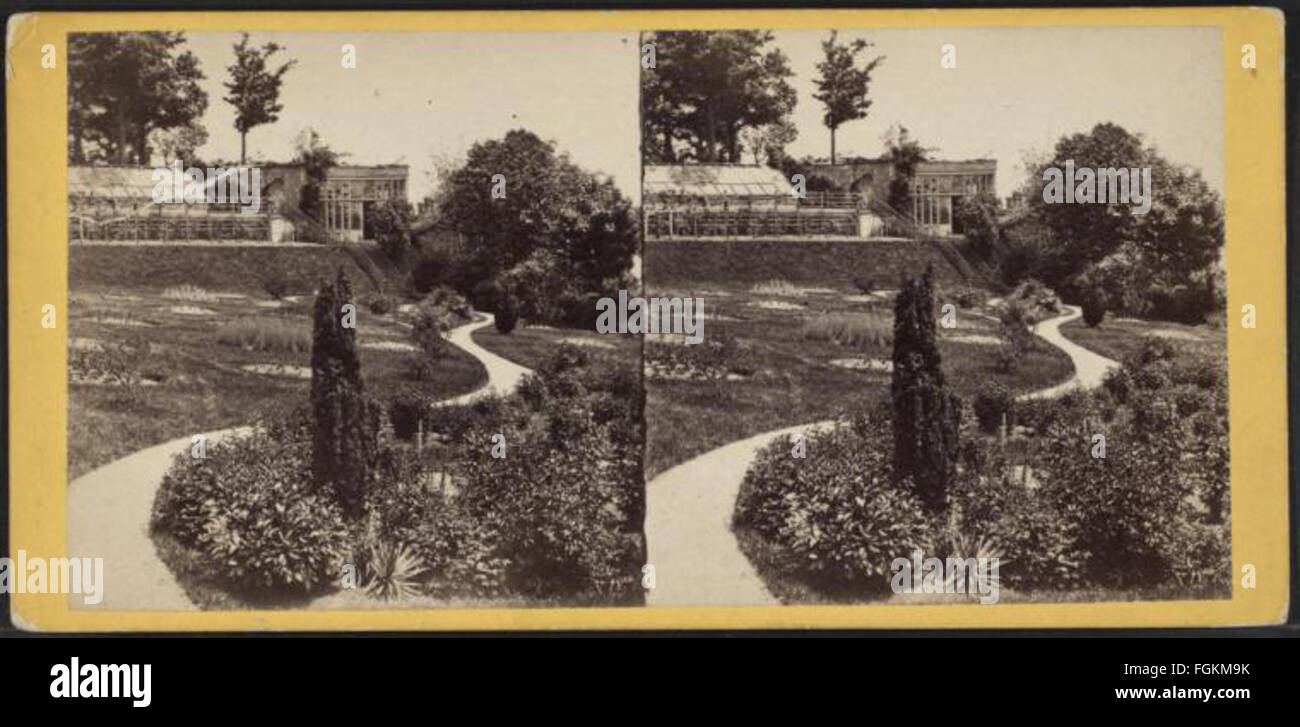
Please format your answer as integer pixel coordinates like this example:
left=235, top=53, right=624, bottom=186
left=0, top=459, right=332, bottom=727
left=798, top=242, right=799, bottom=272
left=66, top=314, right=524, bottom=611
left=644, top=304, right=1121, bottom=607
left=1016, top=305, right=1121, bottom=400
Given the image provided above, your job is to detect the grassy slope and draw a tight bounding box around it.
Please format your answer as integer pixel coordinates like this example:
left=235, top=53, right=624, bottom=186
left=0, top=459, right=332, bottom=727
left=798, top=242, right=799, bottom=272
left=67, top=252, right=486, bottom=478
left=70, top=242, right=406, bottom=297
left=642, top=280, right=1073, bottom=478
left=645, top=238, right=971, bottom=288
left=1058, top=315, right=1226, bottom=370
left=470, top=324, right=642, bottom=371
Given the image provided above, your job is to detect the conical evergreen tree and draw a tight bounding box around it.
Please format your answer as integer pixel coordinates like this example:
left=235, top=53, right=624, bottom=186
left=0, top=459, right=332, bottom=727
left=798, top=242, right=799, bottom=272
left=311, top=268, right=378, bottom=519
left=891, top=265, right=961, bottom=512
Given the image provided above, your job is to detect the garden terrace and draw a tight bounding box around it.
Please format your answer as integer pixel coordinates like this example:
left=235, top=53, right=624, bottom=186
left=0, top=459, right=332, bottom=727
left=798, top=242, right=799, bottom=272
left=645, top=237, right=969, bottom=288
left=71, top=242, right=407, bottom=295
left=641, top=280, right=1074, bottom=477
left=67, top=286, right=487, bottom=478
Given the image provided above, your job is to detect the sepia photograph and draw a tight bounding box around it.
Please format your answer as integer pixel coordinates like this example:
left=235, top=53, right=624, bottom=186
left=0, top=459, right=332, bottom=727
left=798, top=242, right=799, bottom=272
left=5, top=4, right=1287, bottom=644
left=639, top=27, right=1229, bottom=607
left=1, top=2, right=1293, bottom=710
left=63, top=29, right=647, bottom=610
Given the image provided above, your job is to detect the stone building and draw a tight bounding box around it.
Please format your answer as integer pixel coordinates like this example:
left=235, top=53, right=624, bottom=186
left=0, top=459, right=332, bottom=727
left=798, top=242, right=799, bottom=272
left=806, top=158, right=997, bottom=236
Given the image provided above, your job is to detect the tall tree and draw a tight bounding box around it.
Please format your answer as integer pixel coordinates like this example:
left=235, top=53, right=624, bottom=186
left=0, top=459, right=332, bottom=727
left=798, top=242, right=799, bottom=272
left=812, top=31, right=884, bottom=164
left=311, top=269, right=378, bottom=519
left=1025, top=122, right=1223, bottom=304
left=67, top=32, right=208, bottom=164
left=438, top=129, right=637, bottom=293
left=223, top=33, right=296, bottom=164
left=891, top=267, right=961, bottom=513
left=641, top=31, right=796, bottom=163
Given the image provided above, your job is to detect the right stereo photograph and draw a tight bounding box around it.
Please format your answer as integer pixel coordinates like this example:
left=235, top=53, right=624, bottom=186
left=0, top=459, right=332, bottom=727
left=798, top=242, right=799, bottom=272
left=639, top=26, right=1228, bottom=609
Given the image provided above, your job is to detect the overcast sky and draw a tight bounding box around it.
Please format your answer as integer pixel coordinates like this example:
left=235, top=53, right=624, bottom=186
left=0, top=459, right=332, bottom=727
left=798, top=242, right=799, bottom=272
left=179, top=27, right=1221, bottom=204
left=183, top=31, right=641, bottom=203
left=772, top=26, right=1223, bottom=199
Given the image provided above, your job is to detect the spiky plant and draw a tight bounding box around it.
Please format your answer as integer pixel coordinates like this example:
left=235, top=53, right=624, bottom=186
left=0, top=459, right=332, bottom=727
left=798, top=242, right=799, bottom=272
left=363, top=542, right=427, bottom=601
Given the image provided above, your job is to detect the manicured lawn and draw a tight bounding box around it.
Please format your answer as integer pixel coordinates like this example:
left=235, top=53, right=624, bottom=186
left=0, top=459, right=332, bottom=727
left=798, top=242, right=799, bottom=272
left=1059, top=315, right=1226, bottom=370
left=642, top=280, right=1074, bottom=477
left=68, top=285, right=487, bottom=478
left=471, top=324, right=641, bottom=369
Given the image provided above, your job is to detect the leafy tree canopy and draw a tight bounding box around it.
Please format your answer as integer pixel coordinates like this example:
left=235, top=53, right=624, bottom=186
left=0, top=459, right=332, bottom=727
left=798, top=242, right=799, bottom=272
left=68, top=32, right=208, bottom=165
left=224, top=33, right=296, bottom=162
left=642, top=30, right=797, bottom=164
left=812, top=31, right=884, bottom=164
left=438, top=129, right=638, bottom=296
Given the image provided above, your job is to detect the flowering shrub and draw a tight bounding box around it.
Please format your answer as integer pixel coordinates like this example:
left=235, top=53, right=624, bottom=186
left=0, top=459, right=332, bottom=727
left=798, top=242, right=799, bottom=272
left=734, top=425, right=931, bottom=590
left=151, top=426, right=350, bottom=593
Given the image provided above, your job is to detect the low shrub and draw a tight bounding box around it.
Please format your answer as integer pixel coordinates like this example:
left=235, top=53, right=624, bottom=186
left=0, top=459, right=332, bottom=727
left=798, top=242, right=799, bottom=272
left=542, top=343, right=590, bottom=376
left=361, top=541, right=426, bottom=601
left=495, top=295, right=520, bottom=334
left=948, top=458, right=1083, bottom=591
left=972, top=381, right=1014, bottom=433
left=734, top=425, right=932, bottom=591
left=851, top=275, right=875, bottom=295
left=1006, top=278, right=1061, bottom=322
left=1170, top=356, right=1221, bottom=391
left=216, top=317, right=312, bottom=354
left=161, top=284, right=218, bottom=303
left=1126, top=336, right=1177, bottom=368
left=262, top=269, right=292, bottom=300
left=361, top=474, right=507, bottom=597
left=516, top=373, right=549, bottom=412
left=457, top=425, right=641, bottom=602
left=1081, top=293, right=1106, bottom=327
left=366, top=294, right=394, bottom=315
left=751, top=278, right=801, bottom=297
left=1101, top=366, right=1133, bottom=404
left=800, top=310, right=892, bottom=348
left=150, top=426, right=350, bottom=593
left=386, top=391, right=427, bottom=440
left=953, top=287, right=986, bottom=309
left=1036, top=410, right=1204, bottom=589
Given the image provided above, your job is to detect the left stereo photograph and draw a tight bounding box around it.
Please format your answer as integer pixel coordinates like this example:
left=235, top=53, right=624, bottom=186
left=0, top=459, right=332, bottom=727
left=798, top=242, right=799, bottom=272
left=63, top=30, right=647, bottom=611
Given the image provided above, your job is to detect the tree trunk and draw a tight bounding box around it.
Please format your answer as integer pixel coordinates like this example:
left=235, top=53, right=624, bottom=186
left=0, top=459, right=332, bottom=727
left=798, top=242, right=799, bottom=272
left=136, top=126, right=150, bottom=166
left=240, top=131, right=247, bottom=165
left=114, top=105, right=129, bottom=165
left=704, top=105, right=717, bottom=161
left=830, top=126, right=837, bottom=165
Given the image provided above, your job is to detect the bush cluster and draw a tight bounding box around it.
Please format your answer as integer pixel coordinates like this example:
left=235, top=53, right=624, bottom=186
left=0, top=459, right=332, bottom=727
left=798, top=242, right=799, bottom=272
left=972, top=381, right=1013, bottom=433
left=734, top=425, right=931, bottom=591
left=738, top=322, right=1229, bottom=598
left=151, top=425, right=351, bottom=594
